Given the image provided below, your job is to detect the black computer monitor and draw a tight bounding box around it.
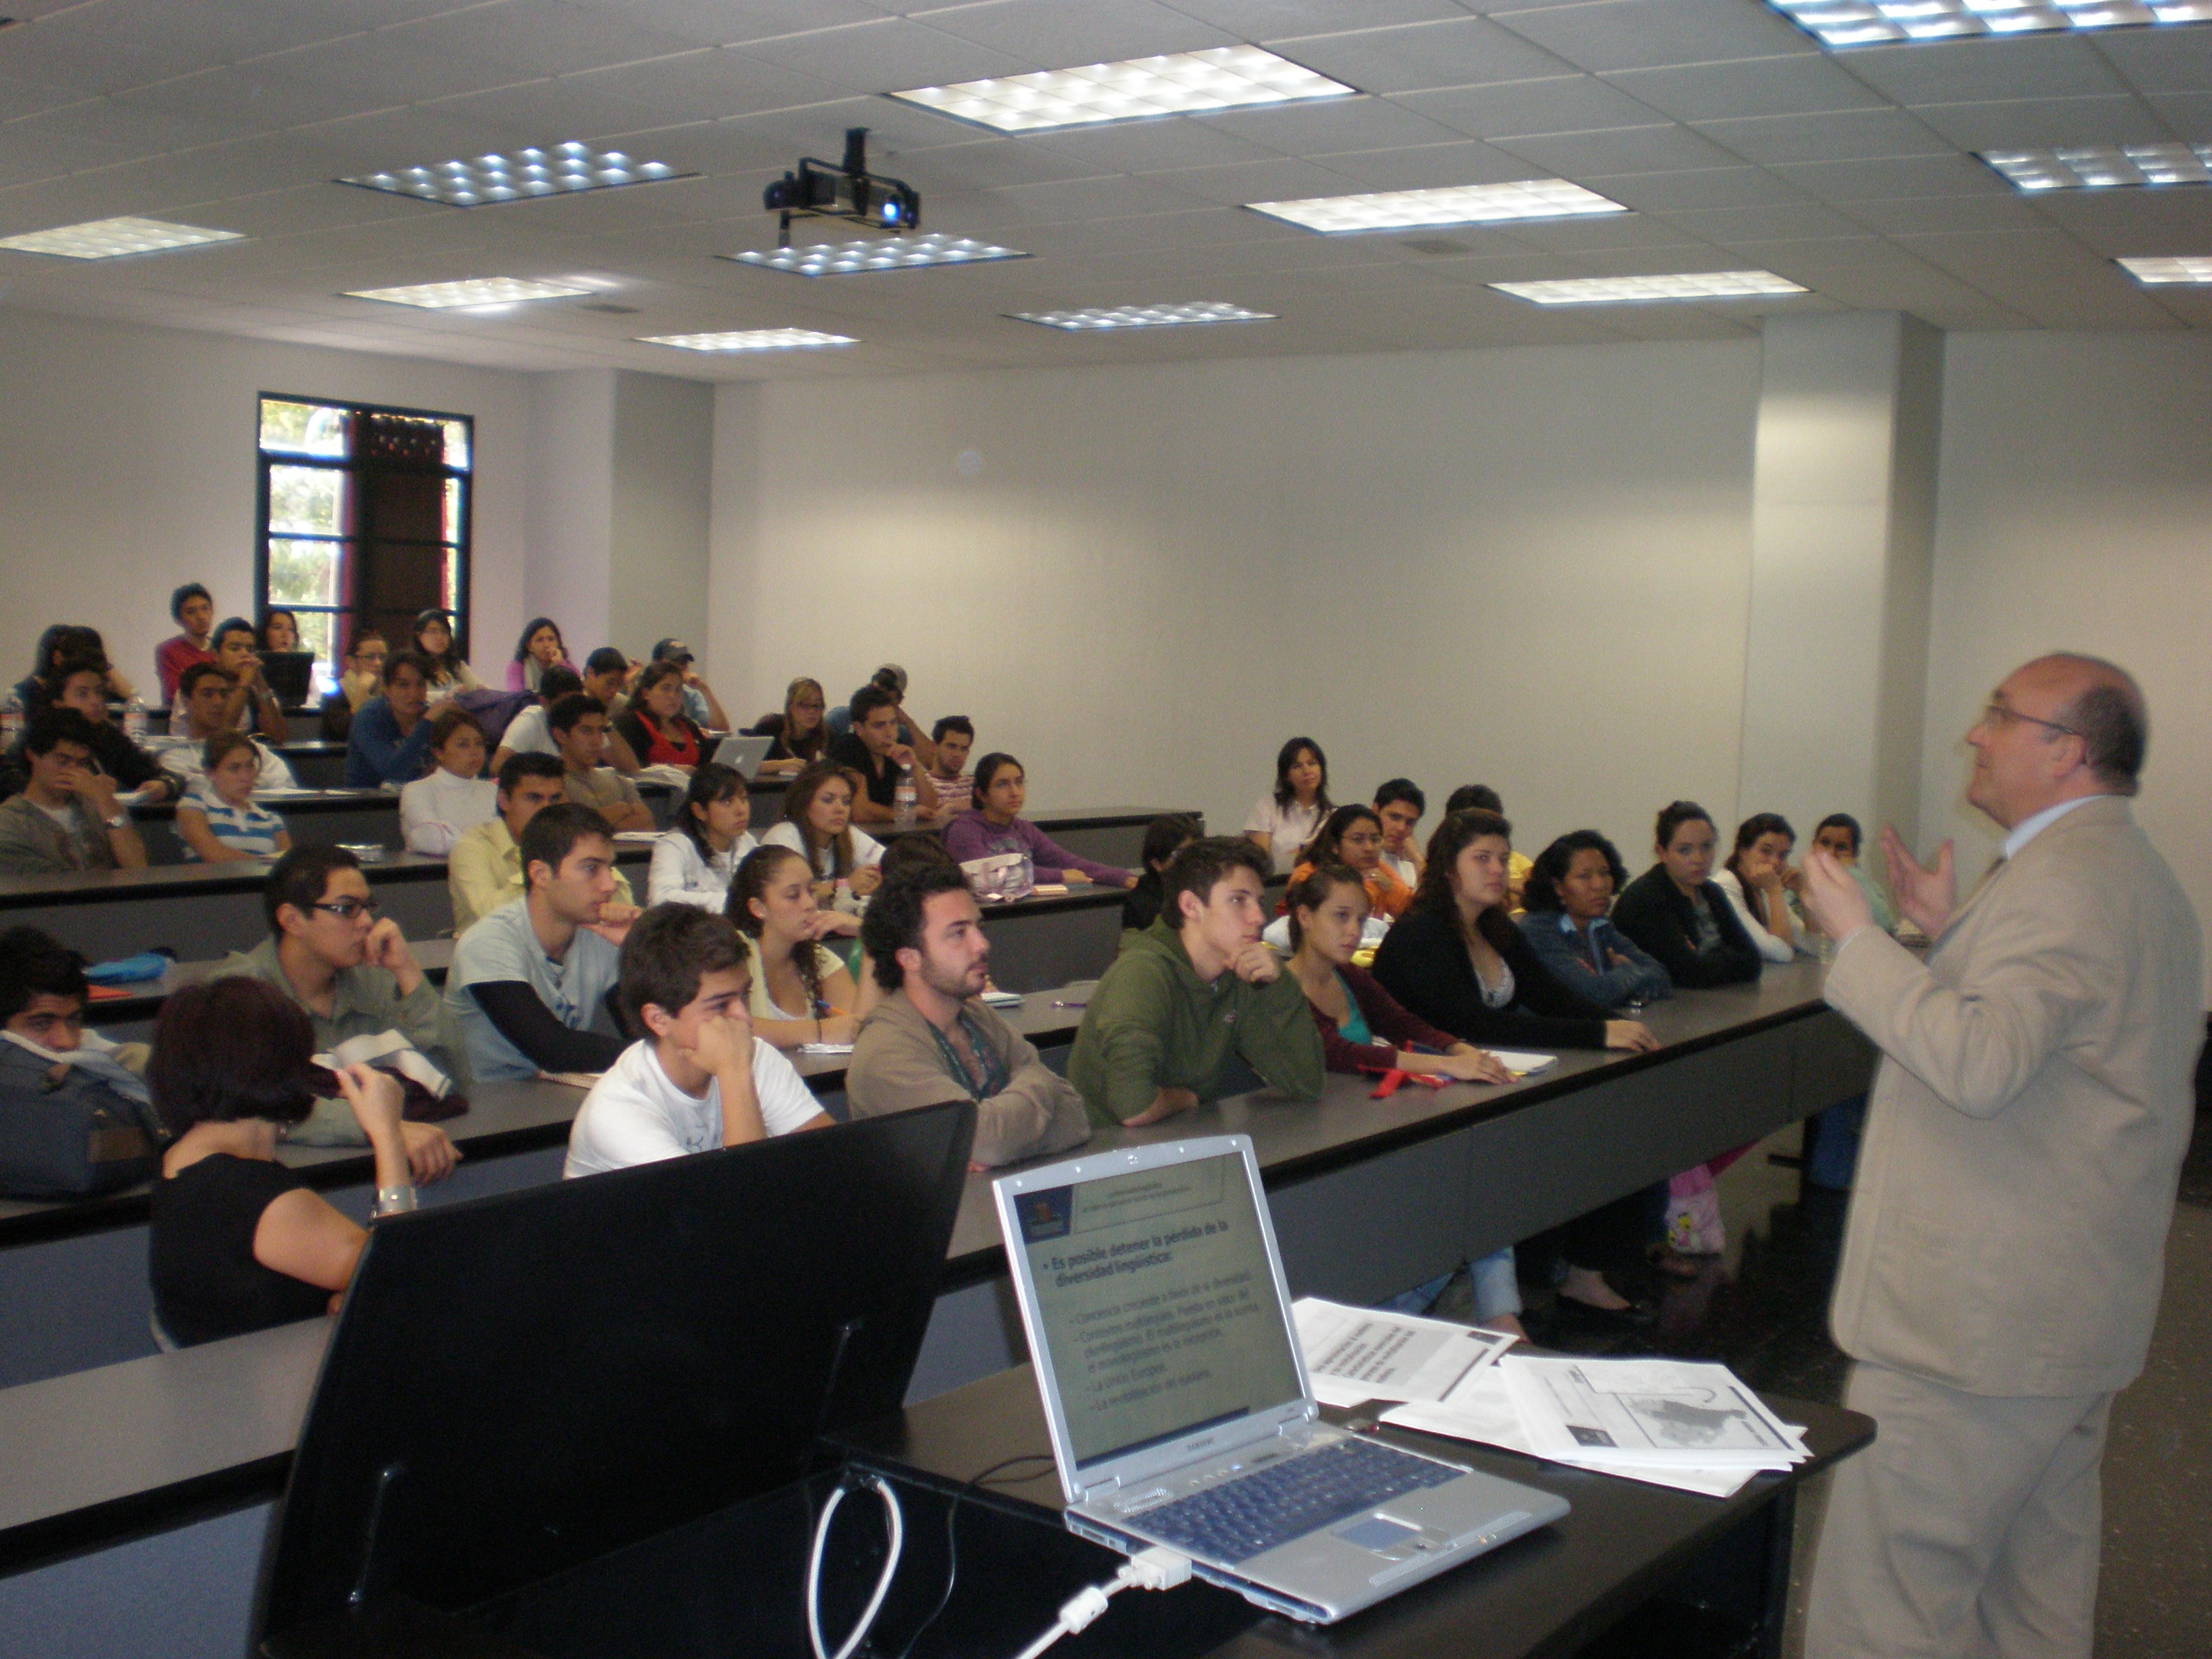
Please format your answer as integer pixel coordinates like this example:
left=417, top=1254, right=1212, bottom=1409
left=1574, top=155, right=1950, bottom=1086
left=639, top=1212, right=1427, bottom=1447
left=260, top=1101, right=977, bottom=1640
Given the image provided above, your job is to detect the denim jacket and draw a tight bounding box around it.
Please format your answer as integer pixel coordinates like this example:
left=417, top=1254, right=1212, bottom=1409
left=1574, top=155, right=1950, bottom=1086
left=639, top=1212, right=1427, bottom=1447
left=1514, top=911, right=1674, bottom=1009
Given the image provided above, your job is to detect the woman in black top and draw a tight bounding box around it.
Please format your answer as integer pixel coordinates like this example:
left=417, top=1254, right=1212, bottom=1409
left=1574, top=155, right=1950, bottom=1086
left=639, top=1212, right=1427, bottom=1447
left=750, top=676, right=830, bottom=776
left=1371, top=809, right=1660, bottom=1056
left=1121, top=812, right=1199, bottom=933
left=1371, top=808, right=1664, bottom=1320
left=1610, top=801, right=1765, bottom=987
left=146, top=977, right=417, bottom=1348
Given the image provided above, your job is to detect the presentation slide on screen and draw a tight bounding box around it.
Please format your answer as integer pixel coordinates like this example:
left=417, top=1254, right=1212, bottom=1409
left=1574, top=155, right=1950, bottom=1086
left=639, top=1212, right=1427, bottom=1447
left=1014, top=1155, right=1303, bottom=1468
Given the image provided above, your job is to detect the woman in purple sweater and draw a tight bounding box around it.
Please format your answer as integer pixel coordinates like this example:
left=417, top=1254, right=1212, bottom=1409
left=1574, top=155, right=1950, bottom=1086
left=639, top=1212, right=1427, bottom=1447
left=941, top=752, right=1138, bottom=888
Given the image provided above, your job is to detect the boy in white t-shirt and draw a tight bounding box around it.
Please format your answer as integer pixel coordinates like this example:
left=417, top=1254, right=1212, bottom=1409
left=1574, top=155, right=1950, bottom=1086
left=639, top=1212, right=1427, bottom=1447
left=564, top=904, right=834, bottom=1176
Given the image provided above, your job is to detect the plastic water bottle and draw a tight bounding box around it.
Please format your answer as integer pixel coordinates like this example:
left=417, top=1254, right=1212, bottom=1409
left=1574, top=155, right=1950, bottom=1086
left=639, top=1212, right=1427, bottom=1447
left=893, top=766, right=917, bottom=832
left=0, top=689, right=22, bottom=752
left=123, top=694, right=149, bottom=743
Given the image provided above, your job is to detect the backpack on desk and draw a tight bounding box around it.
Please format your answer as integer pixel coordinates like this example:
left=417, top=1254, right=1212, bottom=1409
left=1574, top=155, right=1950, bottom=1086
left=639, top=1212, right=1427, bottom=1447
left=0, top=1042, right=167, bottom=1200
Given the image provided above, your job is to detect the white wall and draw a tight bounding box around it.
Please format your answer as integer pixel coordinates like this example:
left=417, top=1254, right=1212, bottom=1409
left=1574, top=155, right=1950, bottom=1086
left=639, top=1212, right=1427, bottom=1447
left=1921, top=332, right=2212, bottom=996
left=711, top=340, right=1763, bottom=859
left=0, top=310, right=531, bottom=695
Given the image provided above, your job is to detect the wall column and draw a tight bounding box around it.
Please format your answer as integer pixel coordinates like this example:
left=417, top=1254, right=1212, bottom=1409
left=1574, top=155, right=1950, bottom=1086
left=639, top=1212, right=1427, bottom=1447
left=1736, top=312, right=1943, bottom=853
left=525, top=369, right=712, bottom=664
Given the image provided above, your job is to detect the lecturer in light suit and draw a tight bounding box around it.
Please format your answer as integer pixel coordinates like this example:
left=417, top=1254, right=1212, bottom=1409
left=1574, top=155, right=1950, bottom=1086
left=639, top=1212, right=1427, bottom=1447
left=1798, top=653, right=2202, bottom=1659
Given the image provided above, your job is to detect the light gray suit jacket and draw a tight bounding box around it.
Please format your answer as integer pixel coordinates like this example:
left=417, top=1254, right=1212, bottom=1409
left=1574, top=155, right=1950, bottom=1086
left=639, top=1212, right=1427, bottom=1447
left=1823, top=795, right=2203, bottom=1397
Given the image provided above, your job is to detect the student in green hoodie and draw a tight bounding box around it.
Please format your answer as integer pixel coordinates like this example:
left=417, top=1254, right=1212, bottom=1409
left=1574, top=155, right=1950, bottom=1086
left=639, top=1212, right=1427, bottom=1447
left=1069, top=836, right=1324, bottom=1128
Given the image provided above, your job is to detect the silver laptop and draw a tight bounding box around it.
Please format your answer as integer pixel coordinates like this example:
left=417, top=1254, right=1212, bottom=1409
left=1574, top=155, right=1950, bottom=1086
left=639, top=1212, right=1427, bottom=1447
left=709, top=732, right=773, bottom=780
left=994, top=1136, right=1568, bottom=1624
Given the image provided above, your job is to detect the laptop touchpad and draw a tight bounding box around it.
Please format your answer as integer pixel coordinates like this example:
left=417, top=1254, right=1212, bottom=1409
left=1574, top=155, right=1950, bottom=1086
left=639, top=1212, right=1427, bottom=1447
left=1336, top=1516, right=1427, bottom=1557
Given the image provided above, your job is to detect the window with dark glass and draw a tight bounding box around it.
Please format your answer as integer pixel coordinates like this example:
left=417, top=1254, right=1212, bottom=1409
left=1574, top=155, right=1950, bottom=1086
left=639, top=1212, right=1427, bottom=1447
left=257, top=395, right=472, bottom=693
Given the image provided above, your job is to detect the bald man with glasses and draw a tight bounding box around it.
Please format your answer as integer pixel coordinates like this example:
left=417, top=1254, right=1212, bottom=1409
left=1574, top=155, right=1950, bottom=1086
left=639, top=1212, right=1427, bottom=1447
left=1799, top=653, right=2202, bottom=1659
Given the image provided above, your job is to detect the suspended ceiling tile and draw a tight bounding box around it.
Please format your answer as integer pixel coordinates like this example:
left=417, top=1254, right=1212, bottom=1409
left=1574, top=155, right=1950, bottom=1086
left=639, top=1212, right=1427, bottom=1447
left=1601, top=54, right=1891, bottom=125
left=914, top=0, right=1238, bottom=62
left=1584, top=165, right=1812, bottom=211
left=108, top=62, right=396, bottom=134
left=1832, top=37, right=2135, bottom=108
left=2086, top=22, right=2212, bottom=96
left=1305, top=138, right=1551, bottom=191
left=1490, top=122, right=1745, bottom=178
left=729, top=16, right=1038, bottom=94
left=1167, top=0, right=1467, bottom=32
left=1767, top=153, right=2013, bottom=204
left=1028, top=116, right=1287, bottom=174
left=1839, top=192, right=2058, bottom=235
left=1394, top=73, right=1675, bottom=139
left=1694, top=108, right=1952, bottom=167
left=560, top=0, right=899, bottom=50
left=1194, top=94, right=1468, bottom=157
left=1647, top=200, right=1871, bottom=243
left=1487, top=0, right=1820, bottom=75
left=563, top=49, right=857, bottom=125
left=1902, top=94, right=2175, bottom=152
left=1271, top=18, right=1581, bottom=96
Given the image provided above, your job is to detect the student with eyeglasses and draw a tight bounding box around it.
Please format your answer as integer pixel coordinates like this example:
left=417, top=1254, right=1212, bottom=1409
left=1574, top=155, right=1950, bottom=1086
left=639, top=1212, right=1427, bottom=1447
left=213, top=846, right=467, bottom=1170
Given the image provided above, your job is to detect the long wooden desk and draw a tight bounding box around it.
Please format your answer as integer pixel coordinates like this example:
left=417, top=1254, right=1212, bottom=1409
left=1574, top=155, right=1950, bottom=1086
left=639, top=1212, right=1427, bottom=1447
left=1, top=806, right=1179, bottom=964
left=131, top=788, right=399, bottom=863
left=0, top=961, right=1874, bottom=1659
left=0, top=987, right=1095, bottom=1387
left=830, top=1364, right=1873, bottom=1659
left=0, top=846, right=653, bottom=962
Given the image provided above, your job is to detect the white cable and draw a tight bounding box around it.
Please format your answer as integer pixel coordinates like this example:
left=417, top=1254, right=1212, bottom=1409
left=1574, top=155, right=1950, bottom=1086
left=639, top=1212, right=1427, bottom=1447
left=1006, top=1548, right=1192, bottom=1659
left=807, top=1473, right=905, bottom=1659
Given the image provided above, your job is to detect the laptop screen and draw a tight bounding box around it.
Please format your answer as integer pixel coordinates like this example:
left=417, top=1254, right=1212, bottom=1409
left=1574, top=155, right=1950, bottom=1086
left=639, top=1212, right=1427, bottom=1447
left=1010, top=1148, right=1305, bottom=1471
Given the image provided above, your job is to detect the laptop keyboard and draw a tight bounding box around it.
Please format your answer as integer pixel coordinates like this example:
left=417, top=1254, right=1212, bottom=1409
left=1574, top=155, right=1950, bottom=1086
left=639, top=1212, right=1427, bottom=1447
left=1130, top=1437, right=1462, bottom=1565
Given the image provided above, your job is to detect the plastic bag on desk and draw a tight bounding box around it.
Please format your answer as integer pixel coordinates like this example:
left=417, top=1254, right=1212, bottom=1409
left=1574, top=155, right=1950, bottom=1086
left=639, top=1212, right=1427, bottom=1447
left=960, top=851, right=1033, bottom=903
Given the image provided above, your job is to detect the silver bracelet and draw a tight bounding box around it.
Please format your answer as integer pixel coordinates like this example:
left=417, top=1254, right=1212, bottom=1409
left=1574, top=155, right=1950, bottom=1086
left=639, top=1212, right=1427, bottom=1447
left=374, top=1184, right=417, bottom=1217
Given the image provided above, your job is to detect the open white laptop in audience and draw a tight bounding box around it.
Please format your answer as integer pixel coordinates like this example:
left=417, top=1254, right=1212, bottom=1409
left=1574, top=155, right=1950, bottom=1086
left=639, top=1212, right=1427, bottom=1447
left=708, top=732, right=773, bottom=779
left=995, top=1136, right=1568, bottom=1624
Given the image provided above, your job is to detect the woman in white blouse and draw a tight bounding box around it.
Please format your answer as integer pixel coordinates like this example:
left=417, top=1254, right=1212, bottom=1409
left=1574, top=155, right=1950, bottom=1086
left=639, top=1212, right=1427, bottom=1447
left=648, top=762, right=758, bottom=909
left=398, top=709, right=497, bottom=856
left=760, top=761, right=883, bottom=915
left=1244, top=735, right=1331, bottom=876
left=1711, top=812, right=1811, bottom=964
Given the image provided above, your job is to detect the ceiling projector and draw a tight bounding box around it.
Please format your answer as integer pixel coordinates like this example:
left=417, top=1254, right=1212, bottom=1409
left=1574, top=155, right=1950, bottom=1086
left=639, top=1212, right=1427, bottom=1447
left=762, top=128, right=921, bottom=245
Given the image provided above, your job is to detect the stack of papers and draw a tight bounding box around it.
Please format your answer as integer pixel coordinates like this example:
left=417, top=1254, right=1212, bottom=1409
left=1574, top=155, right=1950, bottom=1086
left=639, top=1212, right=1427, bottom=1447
left=1383, top=1355, right=1810, bottom=1499
left=1290, top=1298, right=1517, bottom=1410
left=1486, top=1050, right=1557, bottom=1078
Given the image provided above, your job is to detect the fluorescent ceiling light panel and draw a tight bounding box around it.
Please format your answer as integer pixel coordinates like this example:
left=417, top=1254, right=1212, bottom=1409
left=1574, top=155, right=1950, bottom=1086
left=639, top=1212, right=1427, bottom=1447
left=340, top=144, right=689, bottom=206
left=1492, top=270, right=1808, bottom=304
left=1008, top=302, right=1275, bottom=331
left=725, top=232, right=1030, bottom=276
left=1767, top=0, right=2212, bottom=47
left=1247, top=180, right=1626, bottom=234
left=1982, top=144, right=2212, bottom=190
left=2117, top=255, right=2212, bottom=283
left=0, top=215, right=243, bottom=259
left=640, top=329, right=857, bottom=351
left=346, top=278, right=593, bottom=309
left=889, top=45, right=1354, bottom=133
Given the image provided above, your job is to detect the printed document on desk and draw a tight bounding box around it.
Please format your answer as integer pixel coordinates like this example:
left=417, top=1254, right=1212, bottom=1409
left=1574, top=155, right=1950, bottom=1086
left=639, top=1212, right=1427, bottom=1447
left=1500, top=1357, right=1807, bottom=1469
left=1292, top=1297, right=1515, bottom=1409
left=1384, top=1372, right=1763, bottom=1499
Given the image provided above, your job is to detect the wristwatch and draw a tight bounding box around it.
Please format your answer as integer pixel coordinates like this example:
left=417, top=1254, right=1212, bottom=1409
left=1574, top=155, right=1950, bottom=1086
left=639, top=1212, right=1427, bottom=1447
left=102, top=808, right=129, bottom=829
left=375, top=1185, right=418, bottom=1217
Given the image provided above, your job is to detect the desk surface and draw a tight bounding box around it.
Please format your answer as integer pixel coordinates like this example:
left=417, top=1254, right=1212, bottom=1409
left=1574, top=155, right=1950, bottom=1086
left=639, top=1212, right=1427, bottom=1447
left=0, top=844, right=649, bottom=911
left=0, top=983, right=1096, bottom=1247
left=838, top=1363, right=1874, bottom=1659
left=0, top=963, right=1846, bottom=1575
left=130, top=787, right=393, bottom=823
